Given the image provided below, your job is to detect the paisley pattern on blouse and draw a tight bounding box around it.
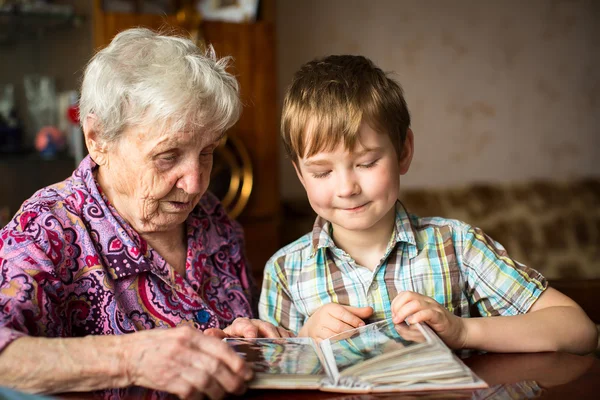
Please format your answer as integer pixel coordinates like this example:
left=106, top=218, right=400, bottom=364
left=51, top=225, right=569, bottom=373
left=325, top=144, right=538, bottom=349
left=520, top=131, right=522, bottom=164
left=0, top=156, right=253, bottom=351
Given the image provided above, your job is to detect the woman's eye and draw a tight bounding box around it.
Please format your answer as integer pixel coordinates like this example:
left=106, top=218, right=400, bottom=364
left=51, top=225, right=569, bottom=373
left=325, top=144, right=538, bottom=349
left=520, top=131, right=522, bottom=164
left=155, top=154, right=178, bottom=169
left=156, top=153, right=177, bottom=163
left=201, top=146, right=217, bottom=158
left=312, top=171, right=331, bottom=179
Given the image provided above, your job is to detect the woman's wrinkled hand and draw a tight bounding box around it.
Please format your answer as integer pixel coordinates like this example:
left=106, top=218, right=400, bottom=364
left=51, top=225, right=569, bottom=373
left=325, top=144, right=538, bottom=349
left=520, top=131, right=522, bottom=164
left=391, top=291, right=467, bottom=349
left=298, top=303, right=373, bottom=342
left=121, top=325, right=252, bottom=399
left=205, top=317, right=294, bottom=339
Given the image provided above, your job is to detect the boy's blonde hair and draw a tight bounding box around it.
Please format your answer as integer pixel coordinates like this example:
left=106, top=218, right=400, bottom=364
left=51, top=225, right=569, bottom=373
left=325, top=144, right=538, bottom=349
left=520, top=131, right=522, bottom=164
left=281, top=55, right=411, bottom=165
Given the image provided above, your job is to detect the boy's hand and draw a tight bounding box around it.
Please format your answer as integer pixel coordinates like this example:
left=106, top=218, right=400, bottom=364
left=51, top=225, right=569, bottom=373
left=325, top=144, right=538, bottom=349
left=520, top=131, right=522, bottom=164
left=391, top=291, right=467, bottom=350
left=299, top=303, right=373, bottom=341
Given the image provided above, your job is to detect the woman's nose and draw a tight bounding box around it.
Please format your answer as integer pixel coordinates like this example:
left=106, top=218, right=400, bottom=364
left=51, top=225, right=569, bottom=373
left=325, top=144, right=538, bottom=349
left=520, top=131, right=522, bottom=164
left=176, top=161, right=204, bottom=195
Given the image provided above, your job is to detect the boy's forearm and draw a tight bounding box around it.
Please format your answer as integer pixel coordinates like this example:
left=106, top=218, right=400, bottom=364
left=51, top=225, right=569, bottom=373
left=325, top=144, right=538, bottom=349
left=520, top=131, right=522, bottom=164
left=463, top=306, right=598, bottom=355
left=0, top=335, right=130, bottom=394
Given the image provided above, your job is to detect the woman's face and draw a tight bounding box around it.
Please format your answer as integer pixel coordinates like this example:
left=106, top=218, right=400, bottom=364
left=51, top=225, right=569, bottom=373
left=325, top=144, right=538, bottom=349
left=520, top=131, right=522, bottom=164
left=97, top=124, right=222, bottom=235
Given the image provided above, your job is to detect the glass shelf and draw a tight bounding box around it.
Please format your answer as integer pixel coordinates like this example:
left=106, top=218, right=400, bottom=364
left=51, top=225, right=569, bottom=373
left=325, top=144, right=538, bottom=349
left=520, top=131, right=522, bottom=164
left=0, top=3, right=84, bottom=45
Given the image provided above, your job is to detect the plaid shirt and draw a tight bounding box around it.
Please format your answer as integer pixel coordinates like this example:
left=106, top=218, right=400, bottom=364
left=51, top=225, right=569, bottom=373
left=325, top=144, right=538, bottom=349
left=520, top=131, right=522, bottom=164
left=259, top=202, right=547, bottom=334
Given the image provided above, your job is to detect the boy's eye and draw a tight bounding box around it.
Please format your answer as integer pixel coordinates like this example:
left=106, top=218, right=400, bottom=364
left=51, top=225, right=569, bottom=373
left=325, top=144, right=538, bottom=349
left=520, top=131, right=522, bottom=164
left=359, top=160, right=379, bottom=168
left=312, top=171, right=331, bottom=179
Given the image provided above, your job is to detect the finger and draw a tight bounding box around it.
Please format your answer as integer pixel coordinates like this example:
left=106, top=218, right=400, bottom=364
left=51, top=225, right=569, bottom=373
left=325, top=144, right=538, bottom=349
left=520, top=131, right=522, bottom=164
left=172, top=341, right=250, bottom=394
left=406, top=308, right=436, bottom=325
left=394, top=324, right=426, bottom=342
left=191, top=334, right=251, bottom=379
left=204, top=379, right=226, bottom=400
left=333, top=306, right=369, bottom=328
left=253, top=320, right=281, bottom=338
left=391, top=296, right=410, bottom=321
left=204, top=328, right=227, bottom=339
left=225, top=319, right=259, bottom=339
left=240, top=322, right=259, bottom=338
left=392, top=292, right=428, bottom=322
left=181, top=364, right=228, bottom=400
left=189, top=355, right=245, bottom=397
left=341, top=305, right=374, bottom=319
left=322, top=318, right=358, bottom=338
left=413, top=306, right=450, bottom=327
left=161, top=377, right=199, bottom=400
left=391, top=292, right=404, bottom=314
left=393, top=299, right=427, bottom=324
left=391, top=291, right=420, bottom=315
left=277, top=327, right=294, bottom=338
left=155, top=365, right=215, bottom=400
left=394, top=321, right=421, bottom=333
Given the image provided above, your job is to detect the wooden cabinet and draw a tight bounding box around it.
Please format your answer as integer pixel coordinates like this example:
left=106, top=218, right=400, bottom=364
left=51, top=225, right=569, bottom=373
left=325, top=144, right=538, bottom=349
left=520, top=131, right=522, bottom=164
left=92, top=0, right=280, bottom=283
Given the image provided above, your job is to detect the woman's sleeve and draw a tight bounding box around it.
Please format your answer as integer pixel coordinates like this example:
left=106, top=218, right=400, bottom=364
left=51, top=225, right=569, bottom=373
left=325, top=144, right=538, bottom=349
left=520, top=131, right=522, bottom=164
left=230, top=219, right=257, bottom=316
left=0, top=219, right=65, bottom=352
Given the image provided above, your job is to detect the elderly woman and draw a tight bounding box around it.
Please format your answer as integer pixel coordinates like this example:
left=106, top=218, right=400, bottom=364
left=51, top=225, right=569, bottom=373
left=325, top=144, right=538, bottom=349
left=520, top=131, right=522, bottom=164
left=0, top=28, right=287, bottom=398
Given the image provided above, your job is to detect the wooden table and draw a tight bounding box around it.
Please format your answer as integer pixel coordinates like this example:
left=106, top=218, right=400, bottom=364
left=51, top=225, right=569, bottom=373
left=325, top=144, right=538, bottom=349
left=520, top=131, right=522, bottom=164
left=244, top=351, right=599, bottom=399
left=59, top=351, right=600, bottom=399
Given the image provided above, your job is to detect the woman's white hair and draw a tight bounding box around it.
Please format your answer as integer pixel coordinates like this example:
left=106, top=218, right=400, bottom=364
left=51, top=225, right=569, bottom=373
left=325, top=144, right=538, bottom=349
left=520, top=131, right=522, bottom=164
left=79, top=28, right=241, bottom=141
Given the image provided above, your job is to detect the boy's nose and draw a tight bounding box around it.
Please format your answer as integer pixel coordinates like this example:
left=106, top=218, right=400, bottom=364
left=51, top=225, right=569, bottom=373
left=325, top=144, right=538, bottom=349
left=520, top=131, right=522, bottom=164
left=337, top=174, right=360, bottom=197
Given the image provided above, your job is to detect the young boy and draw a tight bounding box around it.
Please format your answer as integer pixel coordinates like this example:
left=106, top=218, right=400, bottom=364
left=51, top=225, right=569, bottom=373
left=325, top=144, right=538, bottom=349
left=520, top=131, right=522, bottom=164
left=259, top=55, right=598, bottom=354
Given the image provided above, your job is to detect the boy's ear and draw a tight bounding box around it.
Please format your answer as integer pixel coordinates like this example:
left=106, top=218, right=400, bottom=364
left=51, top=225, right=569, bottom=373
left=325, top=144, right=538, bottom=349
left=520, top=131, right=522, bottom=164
left=399, top=128, right=414, bottom=175
left=292, top=161, right=307, bottom=189
left=83, top=114, right=109, bottom=166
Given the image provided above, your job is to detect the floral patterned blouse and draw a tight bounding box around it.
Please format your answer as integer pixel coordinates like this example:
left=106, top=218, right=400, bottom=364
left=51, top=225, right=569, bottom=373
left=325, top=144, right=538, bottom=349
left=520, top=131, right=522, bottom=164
left=0, top=156, right=254, bottom=352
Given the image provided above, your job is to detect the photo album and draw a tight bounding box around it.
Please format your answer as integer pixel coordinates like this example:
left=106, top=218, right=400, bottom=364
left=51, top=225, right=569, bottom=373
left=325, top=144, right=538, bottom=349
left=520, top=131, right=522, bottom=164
left=224, top=318, right=488, bottom=393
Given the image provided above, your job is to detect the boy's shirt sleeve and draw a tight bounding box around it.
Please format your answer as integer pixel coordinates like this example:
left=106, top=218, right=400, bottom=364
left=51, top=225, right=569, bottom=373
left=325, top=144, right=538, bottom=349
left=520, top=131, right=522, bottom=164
left=459, top=225, right=548, bottom=317
left=258, top=255, right=304, bottom=334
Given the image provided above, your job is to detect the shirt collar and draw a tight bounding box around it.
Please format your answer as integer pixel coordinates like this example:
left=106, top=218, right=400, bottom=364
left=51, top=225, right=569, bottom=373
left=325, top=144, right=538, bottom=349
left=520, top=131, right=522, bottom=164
left=71, top=156, right=153, bottom=279
left=309, top=200, right=418, bottom=259
left=393, top=201, right=419, bottom=258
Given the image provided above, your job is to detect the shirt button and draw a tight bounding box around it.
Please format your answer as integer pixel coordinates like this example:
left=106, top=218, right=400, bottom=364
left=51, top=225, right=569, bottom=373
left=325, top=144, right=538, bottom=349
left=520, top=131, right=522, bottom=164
left=195, top=310, right=211, bottom=324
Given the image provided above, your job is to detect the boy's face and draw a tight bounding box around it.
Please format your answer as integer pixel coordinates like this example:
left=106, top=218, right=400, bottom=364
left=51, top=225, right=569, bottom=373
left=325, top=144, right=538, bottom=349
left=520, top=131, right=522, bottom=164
left=295, top=122, right=414, bottom=236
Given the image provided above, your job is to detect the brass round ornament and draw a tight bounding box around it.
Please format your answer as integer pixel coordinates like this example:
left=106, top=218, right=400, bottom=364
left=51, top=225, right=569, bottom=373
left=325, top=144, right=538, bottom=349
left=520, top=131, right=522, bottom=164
left=209, top=134, right=253, bottom=219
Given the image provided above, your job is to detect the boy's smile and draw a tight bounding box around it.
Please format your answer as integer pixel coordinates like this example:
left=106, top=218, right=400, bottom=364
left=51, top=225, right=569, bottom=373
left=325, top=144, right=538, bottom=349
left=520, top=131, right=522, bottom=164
left=341, top=202, right=371, bottom=212
left=295, top=122, right=414, bottom=244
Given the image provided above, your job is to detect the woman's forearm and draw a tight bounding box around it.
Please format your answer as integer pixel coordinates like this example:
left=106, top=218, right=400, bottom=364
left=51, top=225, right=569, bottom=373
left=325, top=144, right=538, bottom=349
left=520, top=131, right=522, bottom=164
left=0, top=335, right=130, bottom=394
left=464, top=306, right=598, bottom=355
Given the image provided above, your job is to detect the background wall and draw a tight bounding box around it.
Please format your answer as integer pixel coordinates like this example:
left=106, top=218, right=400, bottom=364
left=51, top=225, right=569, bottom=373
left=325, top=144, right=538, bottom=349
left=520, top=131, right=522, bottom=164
left=3, top=0, right=599, bottom=201
left=277, top=0, right=600, bottom=200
